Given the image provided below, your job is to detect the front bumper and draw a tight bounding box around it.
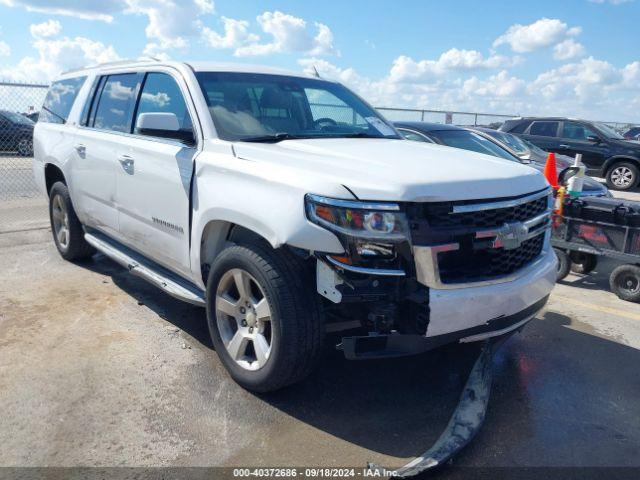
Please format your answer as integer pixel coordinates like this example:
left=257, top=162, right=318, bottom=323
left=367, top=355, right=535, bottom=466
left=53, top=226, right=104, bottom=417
left=337, top=247, right=556, bottom=360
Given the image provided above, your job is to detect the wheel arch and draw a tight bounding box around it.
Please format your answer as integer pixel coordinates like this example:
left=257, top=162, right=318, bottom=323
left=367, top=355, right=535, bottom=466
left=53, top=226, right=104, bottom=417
left=603, top=156, right=640, bottom=176
left=44, top=163, right=66, bottom=195
left=197, top=219, right=277, bottom=286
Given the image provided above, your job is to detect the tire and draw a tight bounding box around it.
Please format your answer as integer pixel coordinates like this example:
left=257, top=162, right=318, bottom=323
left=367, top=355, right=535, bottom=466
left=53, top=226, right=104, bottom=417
left=570, top=251, right=598, bottom=275
left=606, top=161, right=639, bottom=191
left=609, top=264, right=640, bottom=302
left=17, top=137, right=33, bottom=157
left=206, top=243, right=323, bottom=392
left=554, top=248, right=571, bottom=281
left=48, top=182, right=95, bottom=261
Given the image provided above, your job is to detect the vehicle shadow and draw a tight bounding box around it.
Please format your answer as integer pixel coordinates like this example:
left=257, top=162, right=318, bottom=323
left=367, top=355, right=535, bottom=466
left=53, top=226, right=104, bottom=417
left=558, top=256, right=619, bottom=293
left=76, top=253, right=640, bottom=466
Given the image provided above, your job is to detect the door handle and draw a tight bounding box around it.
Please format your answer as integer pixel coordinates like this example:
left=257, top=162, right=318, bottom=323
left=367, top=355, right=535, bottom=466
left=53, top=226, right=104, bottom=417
left=118, top=155, right=135, bottom=174
left=559, top=144, right=570, bottom=149
left=74, top=144, right=86, bottom=157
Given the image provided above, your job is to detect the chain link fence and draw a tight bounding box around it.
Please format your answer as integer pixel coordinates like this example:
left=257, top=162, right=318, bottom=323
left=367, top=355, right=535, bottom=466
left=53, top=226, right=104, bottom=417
left=0, top=81, right=49, bottom=233
left=0, top=81, right=639, bottom=233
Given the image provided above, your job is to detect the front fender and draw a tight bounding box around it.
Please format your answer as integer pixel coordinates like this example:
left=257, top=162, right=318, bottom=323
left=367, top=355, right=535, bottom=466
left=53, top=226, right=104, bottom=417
left=190, top=153, right=349, bottom=289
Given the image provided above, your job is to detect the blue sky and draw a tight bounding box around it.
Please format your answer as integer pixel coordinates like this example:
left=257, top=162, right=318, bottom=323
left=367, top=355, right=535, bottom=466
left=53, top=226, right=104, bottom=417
left=0, top=0, right=639, bottom=121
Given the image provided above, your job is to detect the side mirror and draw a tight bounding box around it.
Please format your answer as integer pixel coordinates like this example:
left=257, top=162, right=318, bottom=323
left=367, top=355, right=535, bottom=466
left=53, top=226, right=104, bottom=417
left=586, top=135, right=600, bottom=143
left=136, top=112, right=194, bottom=144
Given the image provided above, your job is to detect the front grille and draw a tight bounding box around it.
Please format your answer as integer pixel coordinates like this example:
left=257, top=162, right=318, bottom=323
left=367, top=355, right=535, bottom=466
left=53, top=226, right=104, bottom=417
left=409, top=189, right=550, bottom=286
left=438, top=234, right=544, bottom=284
left=418, top=194, right=548, bottom=229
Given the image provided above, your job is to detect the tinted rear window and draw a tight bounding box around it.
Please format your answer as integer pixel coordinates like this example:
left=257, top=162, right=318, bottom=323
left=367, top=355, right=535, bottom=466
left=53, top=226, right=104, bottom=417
left=506, top=120, right=531, bottom=134
left=529, top=121, right=559, bottom=137
left=92, top=74, right=141, bottom=133
left=40, top=76, right=86, bottom=124
left=431, top=130, right=519, bottom=161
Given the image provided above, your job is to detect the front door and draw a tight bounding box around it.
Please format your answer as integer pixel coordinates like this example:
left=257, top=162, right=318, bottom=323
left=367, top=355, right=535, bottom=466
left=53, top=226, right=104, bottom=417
left=116, top=71, right=198, bottom=277
left=558, top=121, right=608, bottom=173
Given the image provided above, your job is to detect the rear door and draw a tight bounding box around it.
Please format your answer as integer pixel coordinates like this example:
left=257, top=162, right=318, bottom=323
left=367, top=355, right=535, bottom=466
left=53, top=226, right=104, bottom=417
left=558, top=121, right=608, bottom=172
left=115, top=70, right=199, bottom=277
left=71, top=73, right=142, bottom=238
left=521, top=120, right=561, bottom=152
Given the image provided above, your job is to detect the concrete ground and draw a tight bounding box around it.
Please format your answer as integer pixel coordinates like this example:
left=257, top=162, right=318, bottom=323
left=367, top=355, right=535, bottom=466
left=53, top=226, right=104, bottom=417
left=1, top=171, right=640, bottom=472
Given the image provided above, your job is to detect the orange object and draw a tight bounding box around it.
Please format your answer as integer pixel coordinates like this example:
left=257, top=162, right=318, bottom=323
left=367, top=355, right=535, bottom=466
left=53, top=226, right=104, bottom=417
left=543, top=152, right=559, bottom=189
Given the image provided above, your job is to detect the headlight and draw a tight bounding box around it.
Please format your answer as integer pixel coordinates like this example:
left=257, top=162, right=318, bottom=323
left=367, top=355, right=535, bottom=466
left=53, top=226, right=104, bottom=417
left=305, top=194, right=409, bottom=242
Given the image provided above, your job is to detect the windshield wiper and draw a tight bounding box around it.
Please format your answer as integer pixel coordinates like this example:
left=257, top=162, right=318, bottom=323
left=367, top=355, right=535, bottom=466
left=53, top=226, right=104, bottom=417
left=240, top=133, right=308, bottom=143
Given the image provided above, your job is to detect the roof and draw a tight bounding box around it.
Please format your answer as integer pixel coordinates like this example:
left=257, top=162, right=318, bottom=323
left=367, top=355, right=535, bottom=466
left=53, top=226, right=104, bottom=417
left=61, top=59, right=316, bottom=80
left=392, top=121, right=466, bottom=132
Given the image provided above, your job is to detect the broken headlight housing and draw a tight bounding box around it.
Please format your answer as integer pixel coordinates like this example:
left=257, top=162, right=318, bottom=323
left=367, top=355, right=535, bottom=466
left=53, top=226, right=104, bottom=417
left=305, top=194, right=410, bottom=268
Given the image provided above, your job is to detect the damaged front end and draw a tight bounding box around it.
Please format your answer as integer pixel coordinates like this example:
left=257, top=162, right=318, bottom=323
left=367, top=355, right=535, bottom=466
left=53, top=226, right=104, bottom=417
left=306, top=189, right=555, bottom=359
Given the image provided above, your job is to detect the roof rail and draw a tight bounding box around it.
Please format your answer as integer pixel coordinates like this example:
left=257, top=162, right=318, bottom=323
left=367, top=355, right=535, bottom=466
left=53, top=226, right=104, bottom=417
left=62, top=57, right=161, bottom=75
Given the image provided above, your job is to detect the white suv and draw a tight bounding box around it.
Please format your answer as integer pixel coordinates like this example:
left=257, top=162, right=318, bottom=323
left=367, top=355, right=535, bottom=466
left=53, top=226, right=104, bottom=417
left=34, top=60, right=556, bottom=392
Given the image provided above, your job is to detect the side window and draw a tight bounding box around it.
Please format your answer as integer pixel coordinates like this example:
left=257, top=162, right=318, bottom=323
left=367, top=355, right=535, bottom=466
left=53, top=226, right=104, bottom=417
left=92, top=74, right=141, bottom=133
left=40, top=76, right=86, bottom=124
left=134, top=73, right=193, bottom=137
left=398, top=129, right=431, bottom=143
left=528, top=121, right=559, bottom=137
left=562, top=122, right=598, bottom=141
left=508, top=121, right=531, bottom=134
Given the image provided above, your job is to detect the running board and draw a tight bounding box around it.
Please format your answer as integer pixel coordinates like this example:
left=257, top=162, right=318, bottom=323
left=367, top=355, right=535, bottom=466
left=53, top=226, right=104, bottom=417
left=84, top=233, right=205, bottom=307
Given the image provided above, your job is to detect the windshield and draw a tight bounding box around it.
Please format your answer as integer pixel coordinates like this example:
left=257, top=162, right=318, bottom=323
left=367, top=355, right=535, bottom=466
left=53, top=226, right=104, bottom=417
left=482, top=129, right=529, bottom=154
left=431, top=130, right=520, bottom=162
left=595, top=122, right=624, bottom=139
left=195, top=72, right=399, bottom=141
left=1, top=111, right=34, bottom=125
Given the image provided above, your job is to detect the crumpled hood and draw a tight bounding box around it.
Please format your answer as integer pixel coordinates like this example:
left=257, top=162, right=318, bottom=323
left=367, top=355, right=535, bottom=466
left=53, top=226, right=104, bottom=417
left=232, top=138, right=547, bottom=202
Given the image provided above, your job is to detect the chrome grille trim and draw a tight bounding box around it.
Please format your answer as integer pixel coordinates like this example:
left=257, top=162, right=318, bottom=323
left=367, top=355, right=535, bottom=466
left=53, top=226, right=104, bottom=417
left=451, top=187, right=551, bottom=214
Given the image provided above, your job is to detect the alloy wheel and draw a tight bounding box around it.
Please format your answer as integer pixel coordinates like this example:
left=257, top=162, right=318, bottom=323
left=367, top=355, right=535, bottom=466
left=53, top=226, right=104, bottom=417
left=215, top=268, right=273, bottom=371
left=610, top=166, right=634, bottom=188
left=51, top=194, right=70, bottom=250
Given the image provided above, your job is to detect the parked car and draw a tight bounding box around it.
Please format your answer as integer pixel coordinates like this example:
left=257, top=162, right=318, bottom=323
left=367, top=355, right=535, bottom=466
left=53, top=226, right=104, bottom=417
left=500, top=117, right=640, bottom=191
left=0, top=110, right=34, bottom=156
left=624, top=127, right=640, bottom=141
left=34, top=60, right=556, bottom=392
left=394, top=122, right=610, bottom=197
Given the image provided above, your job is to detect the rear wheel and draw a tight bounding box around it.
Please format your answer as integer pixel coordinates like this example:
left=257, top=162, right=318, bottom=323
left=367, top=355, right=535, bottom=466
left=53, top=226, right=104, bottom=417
left=206, top=243, right=323, bottom=392
left=609, top=264, right=640, bottom=302
left=17, top=138, right=33, bottom=156
left=570, top=251, right=598, bottom=275
left=49, top=182, right=95, bottom=261
left=606, top=162, right=639, bottom=191
left=554, top=248, right=571, bottom=281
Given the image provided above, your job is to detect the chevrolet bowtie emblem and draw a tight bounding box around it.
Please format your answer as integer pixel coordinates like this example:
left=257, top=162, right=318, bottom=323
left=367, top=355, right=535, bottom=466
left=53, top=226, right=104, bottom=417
left=492, top=222, right=529, bottom=250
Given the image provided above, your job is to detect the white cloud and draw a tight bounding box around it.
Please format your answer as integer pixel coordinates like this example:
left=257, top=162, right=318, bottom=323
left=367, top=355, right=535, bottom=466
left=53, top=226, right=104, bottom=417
left=29, top=19, right=62, bottom=38
left=234, top=11, right=337, bottom=57
left=299, top=55, right=640, bottom=122
left=0, top=0, right=124, bottom=22
left=125, top=0, right=214, bottom=53
left=463, top=71, right=526, bottom=97
left=202, top=16, right=258, bottom=50
left=493, top=18, right=581, bottom=53
left=0, top=35, right=120, bottom=82
left=0, top=41, right=10, bottom=57
left=389, top=49, right=518, bottom=82
left=553, top=39, right=586, bottom=60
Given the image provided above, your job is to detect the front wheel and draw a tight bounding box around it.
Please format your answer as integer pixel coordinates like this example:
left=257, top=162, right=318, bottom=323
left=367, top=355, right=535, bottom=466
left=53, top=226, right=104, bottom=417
left=606, top=162, right=639, bottom=191
left=206, top=243, right=323, bottom=392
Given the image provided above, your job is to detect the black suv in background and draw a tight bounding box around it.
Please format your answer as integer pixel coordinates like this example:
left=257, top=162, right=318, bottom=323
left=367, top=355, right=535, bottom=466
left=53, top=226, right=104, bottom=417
left=500, top=117, right=640, bottom=191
